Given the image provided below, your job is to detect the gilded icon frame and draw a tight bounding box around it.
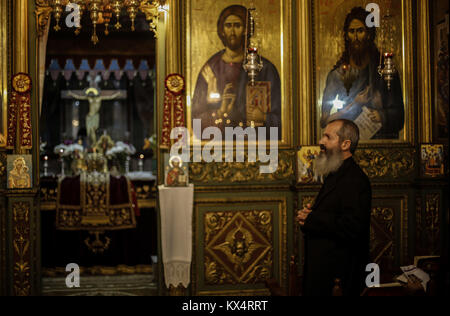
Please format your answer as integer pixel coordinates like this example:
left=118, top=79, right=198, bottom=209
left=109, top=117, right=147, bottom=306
left=308, top=0, right=415, bottom=145
left=184, top=0, right=293, bottom=148
left=0, top=0, right=10, bottom=148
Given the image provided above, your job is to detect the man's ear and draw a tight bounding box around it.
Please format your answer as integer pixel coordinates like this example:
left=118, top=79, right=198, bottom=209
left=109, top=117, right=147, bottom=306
left=341, top=140, right=351, bottom=152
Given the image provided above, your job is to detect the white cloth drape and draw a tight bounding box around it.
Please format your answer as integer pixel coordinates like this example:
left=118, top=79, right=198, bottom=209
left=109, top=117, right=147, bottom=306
left=158, top=184, right=194, bottom=288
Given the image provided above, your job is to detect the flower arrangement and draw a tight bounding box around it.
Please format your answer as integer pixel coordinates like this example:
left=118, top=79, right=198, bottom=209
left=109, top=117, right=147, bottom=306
left=105, top=141, right=136, bottom=173
left=53, top=141, right=85, bottom=175
left=53, top=142, right=85, bottom=158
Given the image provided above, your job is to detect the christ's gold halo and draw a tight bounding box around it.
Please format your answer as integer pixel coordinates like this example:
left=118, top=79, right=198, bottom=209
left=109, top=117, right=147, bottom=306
left=85, top=87, right=99, bottom=96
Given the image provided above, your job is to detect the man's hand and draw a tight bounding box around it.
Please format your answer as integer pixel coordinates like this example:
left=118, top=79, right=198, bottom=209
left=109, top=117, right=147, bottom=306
left=297, top=203, right=312, bottom=227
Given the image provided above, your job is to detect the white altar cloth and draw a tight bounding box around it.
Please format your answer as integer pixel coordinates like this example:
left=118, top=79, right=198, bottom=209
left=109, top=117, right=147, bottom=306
left=158, top=184, right=194, bottom=288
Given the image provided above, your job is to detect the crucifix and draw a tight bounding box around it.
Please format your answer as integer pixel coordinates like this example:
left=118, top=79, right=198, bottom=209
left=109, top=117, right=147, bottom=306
left=62, top=86, right=127, bottom=146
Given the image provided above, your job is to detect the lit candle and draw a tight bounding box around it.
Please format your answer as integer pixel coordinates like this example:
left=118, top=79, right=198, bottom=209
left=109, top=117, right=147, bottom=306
left=59, top=150, right=65, bottom=177
left=139, top=154, right=144, bottom=172
left=44, top=155, right=49, bottom=177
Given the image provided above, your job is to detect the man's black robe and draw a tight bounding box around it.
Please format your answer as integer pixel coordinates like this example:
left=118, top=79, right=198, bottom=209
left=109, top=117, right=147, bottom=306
left=302, top=157, right=372, bottom=296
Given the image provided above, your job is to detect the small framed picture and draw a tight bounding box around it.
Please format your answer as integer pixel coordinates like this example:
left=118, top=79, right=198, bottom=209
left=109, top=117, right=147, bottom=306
left=164, top=153, right=189, bottom=187
left=420, top=144, right=445, bottom=178
left=297, top=146, right=321, bottom=184
left=7, top=155, right=32, bottom=189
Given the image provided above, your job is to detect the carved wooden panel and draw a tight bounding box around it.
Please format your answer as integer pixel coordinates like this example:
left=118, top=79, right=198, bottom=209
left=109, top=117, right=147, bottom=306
left=370, top=195, right=408, bottom=279
left=11, top=201, right=31, bottom=296
left=193, top=196, right=287, bottom=296
left=416, top=193, right=441, bottom=256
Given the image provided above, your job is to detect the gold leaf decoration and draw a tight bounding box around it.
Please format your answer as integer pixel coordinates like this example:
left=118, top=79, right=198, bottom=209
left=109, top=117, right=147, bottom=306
left=190, top=151, right=295, bottom=183
left=35, top=1, right=52, bottom=38
left=0, top=159, right=5, bottom=177
left=12, top=202, right=31, bottom=296
left=204, top=210, right=273, bottom=285
left=354, top=148, right=415, bottom=179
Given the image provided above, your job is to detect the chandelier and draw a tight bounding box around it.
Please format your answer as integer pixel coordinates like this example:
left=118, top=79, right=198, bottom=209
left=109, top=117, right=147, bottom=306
left=50, top=0, right=165, bottom=45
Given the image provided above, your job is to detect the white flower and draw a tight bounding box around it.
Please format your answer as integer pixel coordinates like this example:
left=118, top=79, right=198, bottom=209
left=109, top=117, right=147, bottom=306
left=54, top=143, right=84, bottom=157
left=54, top=144, right=68, bottom=156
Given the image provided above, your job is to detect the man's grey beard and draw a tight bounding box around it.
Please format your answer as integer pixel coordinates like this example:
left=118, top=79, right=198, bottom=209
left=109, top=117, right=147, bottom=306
left=314, top=148, right=344, bottom=177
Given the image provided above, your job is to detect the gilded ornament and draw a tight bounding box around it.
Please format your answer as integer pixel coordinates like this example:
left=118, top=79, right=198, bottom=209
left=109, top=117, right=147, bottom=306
left=12, top=73, right=32, bottom=93
left=354, top=148, right=415, bottom=179
left=190, top=151, right=295, bottom=183
left=35, top=0, right=52, bottom=38
left=205, top=211, right=272, bottom=284
left=12, top=202, right=31, bottom=296
left=165, top=74, right=185, bottom=95
left=0, top=160, right=5, bottom=177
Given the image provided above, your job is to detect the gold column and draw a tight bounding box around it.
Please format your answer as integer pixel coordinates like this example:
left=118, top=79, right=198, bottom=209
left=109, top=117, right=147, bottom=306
left=417, top=0, right=432, bottom=143
left=13, top=0, right=29, bottom=154
left=164, top=0, right=181, bottom=75
left=297, top=0, right=313, bottom=145
left=13, top=0, right=28, bottom=74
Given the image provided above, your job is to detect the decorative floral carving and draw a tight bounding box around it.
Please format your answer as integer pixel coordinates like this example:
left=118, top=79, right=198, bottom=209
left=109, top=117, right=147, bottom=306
left=354, top=148, right=415, bottom=179
left=12, top=202, right=31, bottom=296
left=190, top=151, right=295, bottom=183
left=424, top=194, right=440, bottom=255
left=204, top=211, right=273, bottom=285
left=35, top=1, right=52, bottom=38
left=0, top=159, right=5, bottom=177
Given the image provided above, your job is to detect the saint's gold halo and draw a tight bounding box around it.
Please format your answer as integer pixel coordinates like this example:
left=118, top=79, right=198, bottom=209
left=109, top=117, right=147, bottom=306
left=168, top=155, right=183, bottom=168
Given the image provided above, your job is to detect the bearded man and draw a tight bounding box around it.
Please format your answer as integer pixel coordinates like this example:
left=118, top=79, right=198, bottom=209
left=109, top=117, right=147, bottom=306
left=191, top=5, right=281, bottom=138
left=297, top=119, right=372, bottom=296
left=320, top=7, right=404, bottom=140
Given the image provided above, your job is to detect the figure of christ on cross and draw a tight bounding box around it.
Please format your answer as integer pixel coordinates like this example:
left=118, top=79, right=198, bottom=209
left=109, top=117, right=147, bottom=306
left=62, top=87, right=127, bottom=146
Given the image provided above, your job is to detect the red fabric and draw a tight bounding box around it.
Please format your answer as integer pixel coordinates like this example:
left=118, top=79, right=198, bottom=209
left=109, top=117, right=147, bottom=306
left=129, top=182, right=140, bottom=217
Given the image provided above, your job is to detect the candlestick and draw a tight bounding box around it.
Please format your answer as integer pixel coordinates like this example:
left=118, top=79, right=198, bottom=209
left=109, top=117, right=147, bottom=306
left=59, top=149, right=65, bottom=177
left=125, top=156, right=130, bottom=174
left=139, top=154, right=144, bottom=172
left=44, top=156, right=49, bottom=177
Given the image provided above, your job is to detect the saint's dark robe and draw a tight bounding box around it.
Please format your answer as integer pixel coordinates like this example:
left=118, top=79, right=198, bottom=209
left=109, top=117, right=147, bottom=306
left=321, top=58, right=404, bottom=139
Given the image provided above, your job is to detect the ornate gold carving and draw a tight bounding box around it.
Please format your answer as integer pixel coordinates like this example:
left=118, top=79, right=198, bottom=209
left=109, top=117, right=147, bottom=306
left=205, top=211, right=273, bottom=285
left=165, top=73, right=185, bottom=95
left=12, top=202, right=31, bottom=296
left=0, top=159, right=5, bottom=177
left=35, top=0, right=52, bottom=38
left=134, top=183, right=155, bottom=200
left=370, top=207, right=394, bottom=263
left=370, top=195, right=409, bottom=271
left=301, top=196, right=316, bottom=209
left=354, top=148, right=415, bottom=179
left=12, top=73, right=31, bottom=93
left=40, top=187, right=57, bottom=203
left=84, top=231, right=111, bottom=254
left=193, top=197, right=287, bottom=295
left=424, top=194, right=440, bottom=255
left=190, top=151, right=295, bottom=183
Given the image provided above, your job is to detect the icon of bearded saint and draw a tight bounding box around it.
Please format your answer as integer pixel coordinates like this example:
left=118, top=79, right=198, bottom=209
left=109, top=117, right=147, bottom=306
left=320, top=6, right=405, bottom=140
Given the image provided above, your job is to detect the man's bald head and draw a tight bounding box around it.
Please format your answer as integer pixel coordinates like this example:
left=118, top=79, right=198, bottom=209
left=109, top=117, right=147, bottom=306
left=328, top=119, right=360, bottom=154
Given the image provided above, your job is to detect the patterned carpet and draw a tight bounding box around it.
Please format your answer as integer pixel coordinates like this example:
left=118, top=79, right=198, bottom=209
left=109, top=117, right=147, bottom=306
left=42, top=274, right=158, bottom=296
